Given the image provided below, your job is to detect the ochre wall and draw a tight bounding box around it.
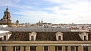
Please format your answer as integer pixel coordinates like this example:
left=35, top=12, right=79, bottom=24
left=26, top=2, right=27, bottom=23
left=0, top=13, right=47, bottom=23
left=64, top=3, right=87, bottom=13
left=78, top=46, right=83, bottom=51
left=88, top=46, right=91, bottom=51
left=26, top=46, right=30, bottom=51
left=49, top=46, right=55, bottom=51
left=7, top=46, right=13, bottom=51
left=21, top=46, right=24, bottom=51
left=0, top=46, right=1, bottom=51
left=36, top=46, right=43, bottom=51
left=1, top=45, right=91, bottom=51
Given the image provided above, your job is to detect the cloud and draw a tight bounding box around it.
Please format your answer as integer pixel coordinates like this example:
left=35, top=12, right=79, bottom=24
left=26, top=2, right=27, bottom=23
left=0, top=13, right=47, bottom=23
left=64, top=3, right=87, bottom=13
left=0, top=0, right=33, bottom=10
left=0, top=0, right=91, bottom=24
left=12, top=10, right=63, bottom=23
left=12, top=0, right=91, bottom=24
left=45, top=0, right=88, bottom=3
left=0, top=0, right=13, bottom=6
left=43, top=0, right=91, bottom=23
left=15, top=0, right=21, bottom=2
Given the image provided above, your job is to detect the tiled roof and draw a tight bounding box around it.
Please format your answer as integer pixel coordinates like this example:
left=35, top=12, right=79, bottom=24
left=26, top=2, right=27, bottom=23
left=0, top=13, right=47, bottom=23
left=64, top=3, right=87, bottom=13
left=88, top=33, right=91, bottom=40
left=63, top=32, right=82, bottom=41
left=9, top=32, right=29, bottom=41
left=8, top=32, right=91, bottom=41
left=0, top=26, right=70, bottom=32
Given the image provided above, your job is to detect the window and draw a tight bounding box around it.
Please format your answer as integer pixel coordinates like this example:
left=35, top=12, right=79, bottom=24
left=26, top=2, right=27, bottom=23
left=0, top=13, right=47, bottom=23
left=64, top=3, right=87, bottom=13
left=71, top=46, right=75, bottom=51
left=13, top=46, right=20, bottom=51
left=65, top=46, right=68, bottom=51
left=83, top=46, right=88, bottom=51
left=4, top=36, right=6, bottom=40
left=16, top=46, right=20, bottom=51
left=29, top=32, right=37, bottom=41
left=76, top=46, right=78, bottom=51
left=84, top=36, right=86, bottom=41
left=79, top=32, right=88, bottom=41
left=13, top=46, right=15, bottom=51
left=44, top=46, right=48, bottom=51
left=24, top=46, right=26, bottom=51
left=30, top=46, right=36, bottom=51
left=55, top=46, right=62, bottom=51
left=31, top=36, right=34, bottom=41
left=56, top=32, right=63, bottom=41
left=2, top=46, right=7, bottom=51
left=0, top=37, right=2, bottom=41
left=58, top=36, right=61, bottom=40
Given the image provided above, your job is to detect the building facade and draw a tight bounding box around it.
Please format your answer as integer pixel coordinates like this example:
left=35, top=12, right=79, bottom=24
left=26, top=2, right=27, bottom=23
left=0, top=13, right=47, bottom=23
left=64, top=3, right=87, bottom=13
left=0, top=27, right=91, bottom=51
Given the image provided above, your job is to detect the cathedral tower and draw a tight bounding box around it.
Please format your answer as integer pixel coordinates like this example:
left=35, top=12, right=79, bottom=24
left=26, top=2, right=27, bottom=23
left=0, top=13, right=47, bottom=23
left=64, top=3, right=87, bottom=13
left=3, top=7, right=12, bottom=23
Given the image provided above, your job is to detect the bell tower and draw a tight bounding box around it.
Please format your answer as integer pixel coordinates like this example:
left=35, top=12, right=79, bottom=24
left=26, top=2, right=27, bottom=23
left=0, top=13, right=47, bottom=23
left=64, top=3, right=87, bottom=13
left=3, top=7, right=11, bottom=23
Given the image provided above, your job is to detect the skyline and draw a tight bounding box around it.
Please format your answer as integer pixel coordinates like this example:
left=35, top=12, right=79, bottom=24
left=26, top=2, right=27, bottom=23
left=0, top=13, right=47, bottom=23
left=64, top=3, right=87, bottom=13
left=0, top=0, right=91, bottom=24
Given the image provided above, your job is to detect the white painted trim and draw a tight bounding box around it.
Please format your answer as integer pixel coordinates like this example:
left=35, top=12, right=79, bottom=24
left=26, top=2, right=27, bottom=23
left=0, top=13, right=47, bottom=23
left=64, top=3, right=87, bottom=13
left=56, top=32, right=63, bottom=41
left=79, top=32, right=88, bottom=40
left=29, top=32, right=37, bottom=41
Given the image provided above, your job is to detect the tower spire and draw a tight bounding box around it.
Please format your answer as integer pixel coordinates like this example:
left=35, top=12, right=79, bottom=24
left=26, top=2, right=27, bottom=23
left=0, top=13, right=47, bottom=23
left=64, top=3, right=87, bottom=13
left=6, top=6, right=8, bottom=11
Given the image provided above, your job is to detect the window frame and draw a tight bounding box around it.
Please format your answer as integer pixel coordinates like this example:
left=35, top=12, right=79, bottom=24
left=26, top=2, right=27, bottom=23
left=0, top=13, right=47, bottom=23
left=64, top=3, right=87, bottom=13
left=13, top=46, right=21, bottom=51
left=2, top=46, right=7, bottom=51
left=65, top=46, right=68, bottom=51
left=83, top=46, right=88, bottom=51
left=31, top=36, right=34, bottom=41
left=44, top=46, right=48, bottom=51
left=55, top=46, right=62, bottom=51
left=30, top=46, right=36, bottom=51
left=84, top=36, right=87, bottom=41
left=71, top=46, right=75, bottom=51
left=58, top=36, right=61, bottom=40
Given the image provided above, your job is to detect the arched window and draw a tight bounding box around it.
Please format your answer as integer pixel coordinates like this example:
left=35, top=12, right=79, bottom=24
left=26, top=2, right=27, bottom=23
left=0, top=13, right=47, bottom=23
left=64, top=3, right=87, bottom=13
left=84, top=36, right=86, bottom=41
left=56, top=32, right=63, bottom=41
left=31, top=36, right=34, bottom=41
left=4, top=36, right=6, bottom=40
left=79, top=32, right=88, bottom=41
left=58, top=36, right=61, bottom=40
left=29, top=32, right=37, bottom=41
left=0, top=37, right=2, bottom=41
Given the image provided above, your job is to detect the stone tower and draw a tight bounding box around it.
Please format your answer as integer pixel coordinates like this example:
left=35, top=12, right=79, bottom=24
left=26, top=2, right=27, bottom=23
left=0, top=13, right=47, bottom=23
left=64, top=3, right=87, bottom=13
left=16, top=20, right=19, bottom=26
left=3, top=7, right=12, bottom=23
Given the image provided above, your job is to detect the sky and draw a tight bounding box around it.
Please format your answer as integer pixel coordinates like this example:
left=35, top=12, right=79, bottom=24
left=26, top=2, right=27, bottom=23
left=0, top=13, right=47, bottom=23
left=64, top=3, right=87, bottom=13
left=0, top=0, right=91, bottom=24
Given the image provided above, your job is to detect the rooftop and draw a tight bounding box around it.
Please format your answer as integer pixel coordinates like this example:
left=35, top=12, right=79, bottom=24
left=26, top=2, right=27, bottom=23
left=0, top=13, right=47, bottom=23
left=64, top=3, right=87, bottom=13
left=0, top=26, right=70, bottom=32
